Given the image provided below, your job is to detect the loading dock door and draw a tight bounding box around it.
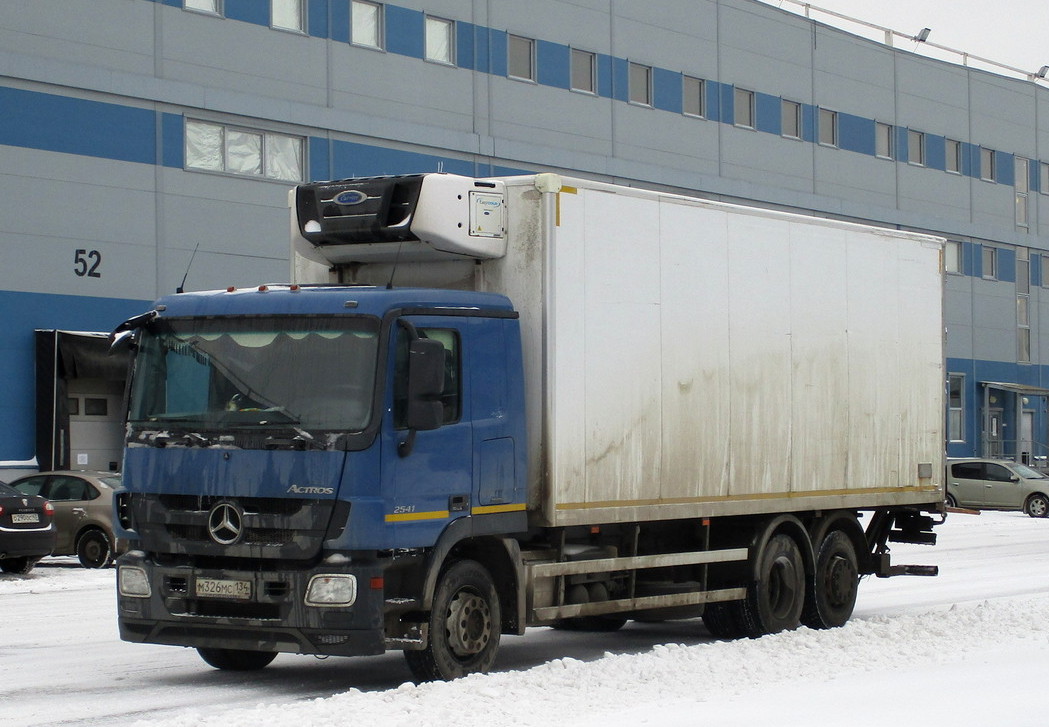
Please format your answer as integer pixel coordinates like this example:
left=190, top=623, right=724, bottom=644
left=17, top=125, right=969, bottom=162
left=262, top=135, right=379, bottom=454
left=35, top=330, right=129, bottom=472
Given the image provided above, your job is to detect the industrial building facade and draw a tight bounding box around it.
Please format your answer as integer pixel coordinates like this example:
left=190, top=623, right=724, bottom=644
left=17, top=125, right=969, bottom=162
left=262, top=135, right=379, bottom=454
left=1, top=0, right=1047, bottom=476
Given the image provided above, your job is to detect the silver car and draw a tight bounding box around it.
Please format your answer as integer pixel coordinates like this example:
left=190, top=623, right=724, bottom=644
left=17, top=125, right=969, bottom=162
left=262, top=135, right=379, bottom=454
left=946, top=458, right=1049, bottom=517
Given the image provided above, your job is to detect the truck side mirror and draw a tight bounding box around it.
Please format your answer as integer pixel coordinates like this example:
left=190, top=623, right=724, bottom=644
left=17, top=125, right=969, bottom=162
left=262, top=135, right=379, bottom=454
left=404, top=338, right=446, bottom=432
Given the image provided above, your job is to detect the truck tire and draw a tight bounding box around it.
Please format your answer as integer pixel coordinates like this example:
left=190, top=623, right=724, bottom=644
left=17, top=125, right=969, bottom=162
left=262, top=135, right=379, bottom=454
left=801, top=530, right=859, bottom=629
left=740, top=533, right=805, bottom=637
left=702, top=600, right=748, bottom=640
left=404, top=559, right=501, bottom=682
left=197, top=647, right=277, bottom=671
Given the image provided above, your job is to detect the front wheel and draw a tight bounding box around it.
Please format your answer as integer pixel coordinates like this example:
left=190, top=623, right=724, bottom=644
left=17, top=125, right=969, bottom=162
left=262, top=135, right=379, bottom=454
left=404, top=559, right=501, bottom=682
left=197, top=648, right=277, bottom=671
left=1025, top=493, right=1049, bottom=518
left=76, top=529, right=113, bottom=568
left=945, top=493, right=958, bottom=509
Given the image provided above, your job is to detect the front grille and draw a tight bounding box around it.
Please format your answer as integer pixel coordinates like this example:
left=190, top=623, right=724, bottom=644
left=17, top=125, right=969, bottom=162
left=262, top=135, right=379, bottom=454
left=134, top=493, right=341, bottom=560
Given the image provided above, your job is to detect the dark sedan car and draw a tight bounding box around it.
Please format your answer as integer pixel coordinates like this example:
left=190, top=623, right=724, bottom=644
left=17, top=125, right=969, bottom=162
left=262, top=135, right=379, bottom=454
left=0, top=481, right=56, bottom=574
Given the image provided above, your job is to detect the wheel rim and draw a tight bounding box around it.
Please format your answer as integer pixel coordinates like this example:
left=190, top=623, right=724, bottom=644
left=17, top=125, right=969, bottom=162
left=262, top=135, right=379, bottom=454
left=822, top=553, right=857, bottom=608
left=767, top=555, right=801, bottom=620
left=1030, top=497, right=1048, bottom=517
left=445, top=589, right=492, bottom=658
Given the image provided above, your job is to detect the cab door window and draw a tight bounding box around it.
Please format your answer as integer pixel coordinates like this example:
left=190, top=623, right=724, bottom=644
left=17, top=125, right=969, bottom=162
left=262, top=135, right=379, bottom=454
left=393, top=327, right=461, bottom=427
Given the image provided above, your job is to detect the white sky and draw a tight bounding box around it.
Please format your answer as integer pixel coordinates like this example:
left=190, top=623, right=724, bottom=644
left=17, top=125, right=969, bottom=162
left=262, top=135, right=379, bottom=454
left=763, top=0, right=1049, bottom=78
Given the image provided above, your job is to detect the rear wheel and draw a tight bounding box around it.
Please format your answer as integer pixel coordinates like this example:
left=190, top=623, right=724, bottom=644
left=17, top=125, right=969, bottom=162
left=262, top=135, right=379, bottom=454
left=76, top=529, right=113, bottom=569
left=1024, top=493, right=1049, bottom=518
left=197, top=648, right=277, bottom=671
left=0, top=557, right=34, bottom=575
left=945, top=493, right=958, bottom=508
left=740, top=533, right=805, bottom=637
left=404, top=559, right=501, bottom=682
left=802, top=530, right=859, bottom=629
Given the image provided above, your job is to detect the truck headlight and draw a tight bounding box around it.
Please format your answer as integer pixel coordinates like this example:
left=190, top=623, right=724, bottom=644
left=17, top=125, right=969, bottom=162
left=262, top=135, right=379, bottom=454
left=305, top=574, right=357, bottom=606
left=118, top=566, right=152, bottom=598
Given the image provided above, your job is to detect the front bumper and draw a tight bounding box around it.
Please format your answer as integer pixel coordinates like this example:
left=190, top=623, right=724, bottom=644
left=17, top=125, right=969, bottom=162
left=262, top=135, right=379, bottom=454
left=116, top=551, right=386, bottom=657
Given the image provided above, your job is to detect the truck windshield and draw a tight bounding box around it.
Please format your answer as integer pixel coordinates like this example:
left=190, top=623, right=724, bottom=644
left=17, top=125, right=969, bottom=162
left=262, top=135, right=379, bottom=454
left=129, top=316, right=380, bottom=432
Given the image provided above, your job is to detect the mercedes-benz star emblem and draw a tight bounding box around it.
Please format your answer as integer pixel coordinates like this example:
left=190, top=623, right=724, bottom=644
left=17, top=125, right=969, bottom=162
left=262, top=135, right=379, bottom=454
left=207, top=502, right=244, bottom=545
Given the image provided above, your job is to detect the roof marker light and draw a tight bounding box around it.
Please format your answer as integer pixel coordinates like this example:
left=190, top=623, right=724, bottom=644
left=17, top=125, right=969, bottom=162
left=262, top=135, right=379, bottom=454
left=226, top=286, right=236, bottom=293
left=258, top=285, right=269, bottom=292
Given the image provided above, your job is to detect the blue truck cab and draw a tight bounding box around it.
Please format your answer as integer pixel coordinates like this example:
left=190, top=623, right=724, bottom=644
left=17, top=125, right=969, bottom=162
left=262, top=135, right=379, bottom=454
left=116, top=283, right=527, bottom=672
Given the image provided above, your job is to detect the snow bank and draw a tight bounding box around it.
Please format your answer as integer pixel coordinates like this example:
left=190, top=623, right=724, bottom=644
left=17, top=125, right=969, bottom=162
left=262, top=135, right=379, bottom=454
left=138, top=594, right=1049, bottom=727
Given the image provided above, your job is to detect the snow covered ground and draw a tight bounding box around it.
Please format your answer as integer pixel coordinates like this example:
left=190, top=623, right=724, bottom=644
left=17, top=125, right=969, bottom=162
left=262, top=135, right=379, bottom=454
left=2, top=510, right=1047, bottom=727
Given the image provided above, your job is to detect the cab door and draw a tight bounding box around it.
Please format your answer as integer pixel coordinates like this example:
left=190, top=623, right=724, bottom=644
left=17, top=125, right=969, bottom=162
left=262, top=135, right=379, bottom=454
left=379, top=317, right=472, bottom=547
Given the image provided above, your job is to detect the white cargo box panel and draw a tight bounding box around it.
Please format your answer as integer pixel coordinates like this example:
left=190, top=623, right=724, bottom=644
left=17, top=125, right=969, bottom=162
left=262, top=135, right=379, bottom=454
left=503, top=178, right=944, bottom=528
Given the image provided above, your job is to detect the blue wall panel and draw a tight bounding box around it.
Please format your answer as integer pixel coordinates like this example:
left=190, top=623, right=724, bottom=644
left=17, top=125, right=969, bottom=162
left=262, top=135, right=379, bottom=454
left=330, top=0, right=349, bottom=44
left=489, top=29, right=507, bottom=77
left=386, top=5, right=423, bottom=58
left=0, top=87, right=155, bottom=165
left=225, top=0, right=268, bottom=25
left=653, top=68, right=681, bottom=113
left=162, top=113, right=184, bottom=169
left=537, top=40, right=570, bottom=90
left=309, top=136, right=331, bottom=180
left=596, top=54, right=613, bottom=98
left=926, top=134, right=946, bottom=171
left=755, top=92, right=779, bottom=134
left=456, top=21, right=476, bottom=71
left=308, top=0, right=328, bottom=38
left=837, top=113, right=872, bottom=155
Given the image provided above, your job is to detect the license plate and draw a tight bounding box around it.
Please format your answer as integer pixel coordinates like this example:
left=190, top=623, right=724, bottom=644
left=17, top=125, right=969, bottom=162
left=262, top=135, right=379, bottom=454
left=195, top=577, right=252, bottom=600
left=11, top=513, right=39, bottom=524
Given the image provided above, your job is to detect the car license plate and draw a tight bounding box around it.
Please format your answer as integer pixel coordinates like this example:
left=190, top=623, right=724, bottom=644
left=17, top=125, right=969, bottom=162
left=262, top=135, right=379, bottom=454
left=195, top=577, right=252, bottom=600
left=11, top=513, right=39, bottom=524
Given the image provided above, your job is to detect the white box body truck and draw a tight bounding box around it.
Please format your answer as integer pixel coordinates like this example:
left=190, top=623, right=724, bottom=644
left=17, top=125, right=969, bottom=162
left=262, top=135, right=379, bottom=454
left=115, top=173, right=945, bottom=680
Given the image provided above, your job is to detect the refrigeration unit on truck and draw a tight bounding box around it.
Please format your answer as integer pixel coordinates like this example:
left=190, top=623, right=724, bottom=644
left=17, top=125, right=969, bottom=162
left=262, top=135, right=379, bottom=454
left=114, top=172, right=945, bottom=680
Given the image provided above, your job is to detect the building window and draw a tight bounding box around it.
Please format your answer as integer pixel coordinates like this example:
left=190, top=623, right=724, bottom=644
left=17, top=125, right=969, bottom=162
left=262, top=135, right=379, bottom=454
left=875, top=122, right=893, bottom=159
left=980, top=147, right=996, bottom=182
left=571, top=49, right=596, bottom=94
left=629, top=62, right=652, bottom=106
left=908, top=130, right=925, bottom=166
left=185, top=120, right=304, bottom=182
left=185, top=0, right=221, bottom=14
left=683, top=76, right=704, bottom=117
left=781, top=100, right=801, bottom=139
left=424, top=16, right=454, bottom=64
left=272, top=0, right=304, bottom=31
left=818, top=108, right=837, bottom=147
left=1042, top=254, right=1049, bottom=288
left=1016, top=158, right=1030, bottom=229
left=948, top=374, right=964, bottom=442
left=982, top=245, right=997, bottom=280
left=946, top=139, right=962, bottom=174
left=351, top=1, right=383, bottom=49
left=1041, top=161, right=1049, bottom=195
left=1018, top=248, right=1031, bottom=365
left=945, top=240, right=962, bottom=274
left=733, top=88, right=754, bottom=128
left=508, top=35, right=535, bottom=81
